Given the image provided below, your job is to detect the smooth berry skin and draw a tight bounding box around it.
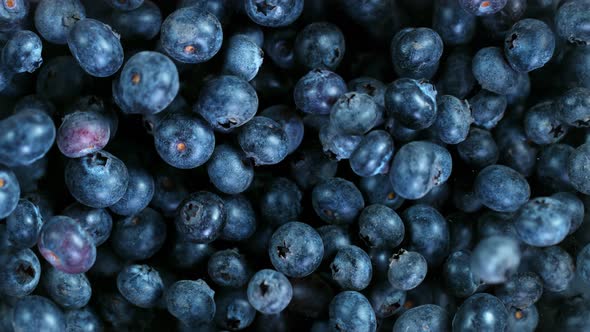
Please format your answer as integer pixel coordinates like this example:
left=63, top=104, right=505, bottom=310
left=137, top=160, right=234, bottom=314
left=318, top=225, right=351, bottom=262
left=562, top=43, right=590, bottom=89
left=330, top=92, right=380, bottom=135
left=557, top=87, right=590, bottom=128
left=169, top=239, right=213, bottom=270
left=103, top=0, right=143, bottom=11
left=237, top=116, right=289, bottom=166
left=153, top=112, right=215, bottom=169
left=150, top=166, right=189, bottom=217
left=443, top=250, right=480, bottom=298
left=389, top=141, right=452, bottom=200
left=207, top=144, right=253, bottom=195
left=319, top=123, right=362, bottom=160
left=474, top=165, right=530, bottom=212
left=117, top=264, right=163, bottom=308
left=556, top=0, right=590, bottom=46
left=222, top=35, right=264, bottom=82
left=0, top=109, right=55, bottom=167
left=504, top=19, right=555, bottom=72
left=349, top=130, right=394, bottom=177
left=434, top=95, right=473, bottom=144
left=459, top=0, right=507, bottom=15
left=358, top=204, right=404, bottom=249
left=472, top=46, right=519, bottom=95
left=175, top=191, right=225, bottom=244
left=38, top=216, right=96, bottom=274
left=348, top=76, right=386, bottom=108
left=453, top=293, right=508, bottom=331
left=329, top=291, right=376, bottom=332
left=109, top=167, right=154, bottom=217
left=312, top=177, right=364, bottom=225
left=385, top=78, right=438, bottom=130
left=269, top=221, right=324, bottom=278
left=160, top=7, right=223, bottom=64
left=438, top=49, right=476, bottom=99
left=67, top=19, right=123, bottom=77
left=294, top=69, right=347, bottom=115
left=390, top=27, right=443, bottom=79
left=34, top=0, right=86, bottom=44
left=402, top=204, right=450, bottom=266
left=221, top=195, right=257, bottom=242
left=214, top=289, right=256, bottom=331
left=42, top=266, right=91, bottom=309
left=63, top=203, right=112, bottom=246
left=388, top=249, right=428, bottom=291
left=514, top=197, right=570, bottom=247
left=457, top=128, right=499, bottom=169
left=0, top=0, right=28, bottom=32
left=13, top=296, right=65, bottom=332
left=524, top=101, right=567, bottom=145
left=535, top=144, right=575, bottom=192
left=469, top=89, right=507, bottom=129
left=495, top=118, right=538, bottom=177
left=260, top=105, right=304, bottom=154
left=2, top=30, right=43, bottom=73
left=567, top=143, right=590, bottom=194
left=480, top=0, right=526, bottom=35
left=260, top=177, right=301, bottom=228
left=113, top=51, right=179, bottom=115
left=530, top=246, right=574, bottom=292
left=393, top=304, right=449, bottom=332
left=35, top=56, right=87, bottom=104
left=0, top=248, right=40, bottom=297
left=294, top=22, right=345, bottom=70
left=65, top=151, right=129, bottom=208
left=194, top=75, right=259, bottom=133
left=111, top=208, right=167, bottom=261
left=359, top=175, right=405, bottom=210
left=432, top=0, right=476, bottom=45
left=207, top=249, right=250, bottom=288
left=289, top=146, right=338, bottom=189
left=166, top=279, right=216, bottom=324
left=368, top=281, right=406, bottom=318
left=263, top=28, right=296, bottom=69
left=552, top=192, right=584, bottom=234
left=330, top=245, right=373, bottom=291
left=247, top=269, right=292, bottom=314
left=577, top=243, right=590, bottom=285
left=109, top=1, right=161, bottom=40
left=495, top=272, right=542, bottom=309
left=471, top=235, right=520, bottom=284
left=245, top=0, right=303, bottom=27
left=57, top=111, right=111, bottom=158
left=507, top=305, right=538, bottom=332
left=64, top=307, right=104, bottom=332
left=235, top=23, right=264, bottom=48
left=6, top=199, right=43, bottom=249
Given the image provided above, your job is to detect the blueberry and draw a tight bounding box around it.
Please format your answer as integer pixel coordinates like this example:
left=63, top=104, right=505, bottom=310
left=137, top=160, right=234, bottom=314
left=328, top=291, right=376, bottom=332
left=247, top=269, right=292, bottom=314
left=2, top=30, right=43, bottom=73
left=160, top=7, right=223, bottom=63
left=536, top=144, right=575, bottom=192
left=269, top=221, right=323, bottom=278
left=514, top=197, right=571, bottom=247
left=0, top=248, right=40, bottom=297
left=389, top=141, right=452, bottom=200
left=293, top=69, right=347, bottom=115
left=34, top=0, right=85, bottom=44
left=222, top=35, right=264, bottom=81
left=113, top=51, right=179, bottom=115
left=263, top=28, right=296, bottom=69
left=6, top=199, right=43, bottom=249
left=214, top=289, right=256, bottom=331
left=36, top=56, right=88, bottom=104
left=109, top=0, right=162, bottom=40
left=349, top=130, right=394, bottom=177
left=96, top=292, right=137, bottom=327
left=312, top=177, right=364, bottom=225
left=207, top=144, right=253, bottom=194
left=42, top=266, right=91, bottom=309
left=474, top=164, right=530, bottom=212
left=452, top=293, right=508, bottom=331
left=194, top=75, right=258, bottom=132
left=359, top=204, right=404, bottom=249
left=557, top=87, right=590, bottom=128
left=244, top=0, right=303, bottom=27
left=368, top=281, right=406, bottom=318
left=330, top=92, right=380, bottom=135
left=318, top=123, right=363, bottom=160
left=388, top=249, right=428, bottom=290
left=507, top=305, right=538, bottom=332
left=433, top=95, right=473, bottom=144
left=495, top=272, right=542, bottom=309
left=150, top=166, right=189, bottom=217
left=13, top=296, right=65, bottom=332
left=443, top=250, right=481, bottom=298
left=359, top=174, right=405, bottom=210
left=480, top=0, right=527, bottom=36
left=330, top=245, right=372, bottom=291
left=402, top=204, right=450, bottom=266
left=562, top=46, right=590, bottom=89
left=169, top=238, right=213, bottom=270
left=469, top=89, right=507, bottom=129
left=432, top=0, right=477, bottom=45
left=577, top=243, right=590, bottom=285
left=207, top=249, right=250, bottom=288
left=471, top=235, right=520, bottom=284
left=385, top=78, right=438, bottom=130
left=235, top=23, right=264, bottom=47
left=260, top=105, right=304, bottom=154
left=153, top=111, right=215, bottom=169
left=448, top=213, right=476, bottom=250
left=555, top=0, right=590, bottom=46
left=57, top=111, right=111, bottom=158
left=109, top=166, right=154, bottom=216
left=103, top=0, right=143, bottom=11
left=0, top=0, right=28, bottom=31
left=111, top=208, right=167, bottom=261
left=65, top=307, right=104, bottom=332
left=63, top=203, right=112, bottom=246
left=175, top=192, right=225, bottom=243
left=117, top=264, right=163, bottom=308
left=220, top=195, right=257, bottom=242
left=65, top=151, right=129, bottom=208
left=289, top=146, right=338, bottom=189
left=567, top=143, right=590, bottom=194
left=504, top=18, right=555, bottom=72
left=0, top=109, right=55, bottom=167
left=260, top=177, right=302, bottom=228
left=393, top=304, right=449, bottom=332
left=294, top=22, right=345, bottom=70
left=237, top=116, right=289, bottom=166
left=317, top=225, right=351, bottom=262
left=457, top=128, right=499, bottom=168
left=166, top=279, right=216, bottom=324
left=390, top=28, right=444, bottom=79
left=67, top=19, right=124, bottom=77
left=494, top=118, right=538, bottom=176
left=524, top=100, right=568, bottom=145
left=437, top=48, right=476, bottom=99
left=459, top=0, right=507, bottom=15
left=472, top=46, right=519, bottom=95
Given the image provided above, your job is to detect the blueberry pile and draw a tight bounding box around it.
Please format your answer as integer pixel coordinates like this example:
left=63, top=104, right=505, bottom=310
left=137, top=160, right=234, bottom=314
left=1, top=0, right=590, bottom=331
